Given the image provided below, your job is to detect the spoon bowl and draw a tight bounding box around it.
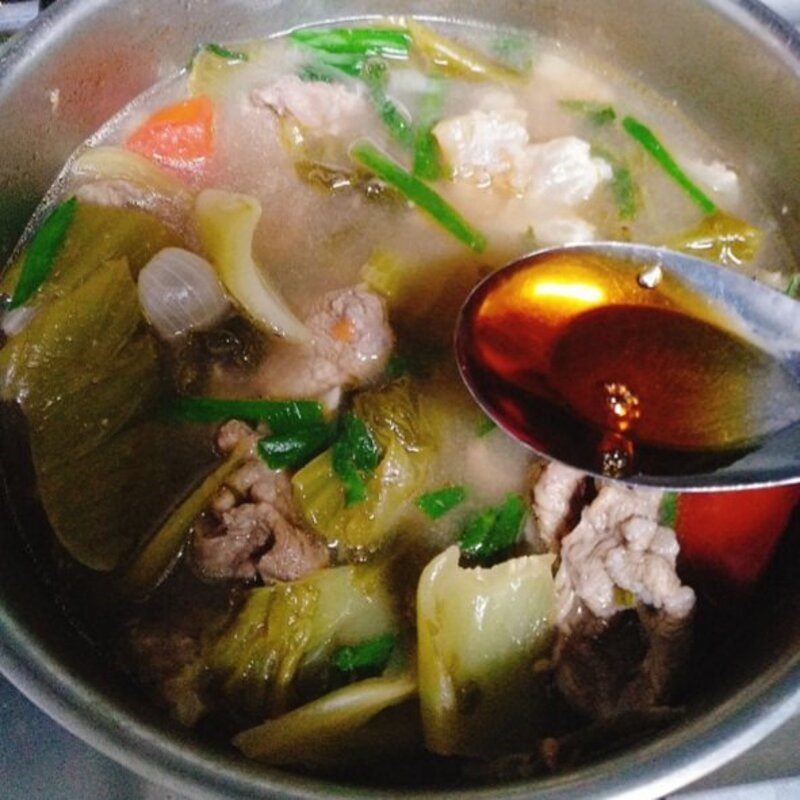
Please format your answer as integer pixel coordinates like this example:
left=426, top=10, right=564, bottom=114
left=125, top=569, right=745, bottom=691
left=455, top=243, right=800, bottom=491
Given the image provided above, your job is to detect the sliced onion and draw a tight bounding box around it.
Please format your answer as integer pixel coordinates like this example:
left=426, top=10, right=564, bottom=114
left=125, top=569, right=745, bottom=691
left=138, top=247, right=230, bottom=340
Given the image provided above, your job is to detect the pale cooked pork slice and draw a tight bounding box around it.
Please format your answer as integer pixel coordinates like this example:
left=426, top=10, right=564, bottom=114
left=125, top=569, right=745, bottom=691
left=251, top=74, right=367, bottom=135
left=253, top=285, right=393, bottom=399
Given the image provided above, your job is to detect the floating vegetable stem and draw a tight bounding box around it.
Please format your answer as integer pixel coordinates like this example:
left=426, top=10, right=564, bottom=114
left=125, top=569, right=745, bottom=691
left=407, top=19, right=521, bottom=82
left=9, top=197, right=77, bottom=309
left=350, top=141, right=487, bottom=252
left=194, top=189, right=310, bottom=342
left=622, top=115, right=716, bottom=215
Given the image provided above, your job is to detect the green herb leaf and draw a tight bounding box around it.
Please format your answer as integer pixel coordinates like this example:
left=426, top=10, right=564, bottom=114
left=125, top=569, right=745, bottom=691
left=351, top=141, right=487, bottom=252
left=475, top=416, right=497, bottom=437
left=332, top=413, right=382, bottom=506
left=659, top=492, right=678, bottom=528
left=787, top=274, right=800, bottom=299
left=165, top=397, right=325, bottom=434
left=622, top=115, right=716, bottom=215
left=10, top=197, right=77, bottom=309
left=560, top=99, right=616, bottom=126
left=459, top=494, right=526, bottom=566
left=416, top=485, right=467, bottom=519
left=331, top=632, right=397, bottom=676
left=258, top=423, right=337, bottom=470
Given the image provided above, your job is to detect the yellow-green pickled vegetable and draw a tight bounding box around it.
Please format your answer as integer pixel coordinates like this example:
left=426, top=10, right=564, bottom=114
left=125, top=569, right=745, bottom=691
left=188, top=42, right=260, bottom=97
left=72, top=147, right=193, bottom=204
left=408, top=19, right=521, bottom=83
left=120, top=438, right=254, bottom=597
left=671, top=210, right=761, bottom=267
left=205, top=563, right=399, bottom=722
left=417, top=546, right=556, bottom=757
left=292, top=379, right=433, bottom=554
left=194, top=189, right=310, bottom=342
left=234, top=674, right=416, bottom=766
left=0, top=202, right=179, bottom=309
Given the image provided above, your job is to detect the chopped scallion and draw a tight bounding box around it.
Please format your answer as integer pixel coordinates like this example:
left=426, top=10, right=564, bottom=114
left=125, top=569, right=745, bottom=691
left=786, top=274, right=800, bottom=299
left=290, top=28, right=411, bottom=60
left=165, top=396, right=325, bottom=434
left=416, top=485, right=467, bottom=519
left=459, top=494, right=526, bottom=566
left=622, top=115, right=716, bottom=215
left=258, top=423, right=337, bottom=470
left=10, top=197, right=77, bottom=309
left=204, top=43, right=249, bottom=63
left=351, top=141, right=487, bottom=252
left=331, top=632, right=397, bottom=675
left=332, top=412, right=382, bottom=506
left=659, top=492, right=678, bottom=528
left=475, top=416, right=497, bottom=437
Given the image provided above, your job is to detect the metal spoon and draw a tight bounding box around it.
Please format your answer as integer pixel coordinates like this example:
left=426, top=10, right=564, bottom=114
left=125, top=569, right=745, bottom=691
left=455, top=242, right=800, bottom=491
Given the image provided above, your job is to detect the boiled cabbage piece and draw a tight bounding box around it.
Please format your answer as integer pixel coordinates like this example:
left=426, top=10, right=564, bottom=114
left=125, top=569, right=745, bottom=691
left=233, top=674, right=419, bottom=767
left=417, top=546, right=556, bottom=758
left=205, top=562, right=401, bottom=724
left=292, top=378, right=434, bottom=555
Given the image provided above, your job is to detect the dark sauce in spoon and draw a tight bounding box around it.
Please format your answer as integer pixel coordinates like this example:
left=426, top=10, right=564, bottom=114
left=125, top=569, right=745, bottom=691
left=456, top=250, right=799, bottom=478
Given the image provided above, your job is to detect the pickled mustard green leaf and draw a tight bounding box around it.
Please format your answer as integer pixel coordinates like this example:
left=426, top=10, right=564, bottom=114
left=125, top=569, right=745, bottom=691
left=0, top=259, right=160, bottom=471
left=1, top=202, right=179, bottom=311
left=417, top=546, right=555, bottom=757
left=9, top=197, right=77, bottom=309
left=206, top=563, right=399, bottom=722
left=407, top=19, right=522, bottom=83
left=671, top=211, right=761, bottom=267
left=40, top=420, right=216, bottom=573
left=234, top=674, right=417, bottom=766
left=293, top=379, right=433, bottom=554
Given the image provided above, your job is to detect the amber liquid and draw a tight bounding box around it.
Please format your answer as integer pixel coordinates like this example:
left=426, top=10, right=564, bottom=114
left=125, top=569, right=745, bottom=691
left=456, top=251, right=799, bottom=478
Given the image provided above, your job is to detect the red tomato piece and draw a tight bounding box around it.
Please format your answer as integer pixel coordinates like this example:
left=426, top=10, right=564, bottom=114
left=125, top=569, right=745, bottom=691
left=126, top=95, right=214, bottom=176
left=675, top=485, right=800, bottom=587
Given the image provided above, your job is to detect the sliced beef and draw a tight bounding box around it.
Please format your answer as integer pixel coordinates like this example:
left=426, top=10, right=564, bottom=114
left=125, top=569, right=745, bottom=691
left=554, top=605, right=692, bottom=719
left=253, top=285, right=393, bottom=399
left=530, top=461, right=591, bottom=549
left=553, top=482, right=695, bottom=630
left=191, top=421, right=330, bottom=583
left=125, top=622, right=207, bottom=726
left=530, top=467, right=697, bottom=719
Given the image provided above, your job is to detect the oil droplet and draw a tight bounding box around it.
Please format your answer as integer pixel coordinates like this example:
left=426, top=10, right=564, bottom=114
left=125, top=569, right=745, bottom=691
left=603, top=381, right=641, bottom=431
left=637, top=264, right=663, bottom=289
left=599, top=432, right=634, bottom=477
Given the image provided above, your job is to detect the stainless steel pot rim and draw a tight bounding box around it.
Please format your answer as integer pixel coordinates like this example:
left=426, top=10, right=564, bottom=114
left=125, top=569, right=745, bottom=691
left=1, top=0, right=799, bottom=798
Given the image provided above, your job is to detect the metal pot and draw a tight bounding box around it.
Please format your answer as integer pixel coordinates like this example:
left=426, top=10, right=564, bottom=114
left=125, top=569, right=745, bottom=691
left=0, top=1, right=799, bottom=798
